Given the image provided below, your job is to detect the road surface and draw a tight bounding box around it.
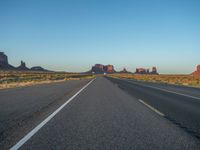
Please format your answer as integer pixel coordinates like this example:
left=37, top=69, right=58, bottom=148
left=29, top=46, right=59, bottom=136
left=0, top=79, right=91, bottom=149
left=107, top=77, right=200, bottom=139
left=0, top=77, right=200, bottom=149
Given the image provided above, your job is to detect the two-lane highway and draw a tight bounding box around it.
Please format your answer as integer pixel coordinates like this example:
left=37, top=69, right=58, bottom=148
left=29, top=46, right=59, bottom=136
left=1, top=77, right=200, bottom=149
left=6, top=77, right=200, bottom=149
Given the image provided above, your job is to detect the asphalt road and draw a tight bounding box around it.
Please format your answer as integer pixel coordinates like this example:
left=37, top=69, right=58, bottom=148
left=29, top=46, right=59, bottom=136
left=107, top=77, right=200, bottom=139
left=0, top=79, right=91, bottom=149
left=1, top=77, right=200, bottom=149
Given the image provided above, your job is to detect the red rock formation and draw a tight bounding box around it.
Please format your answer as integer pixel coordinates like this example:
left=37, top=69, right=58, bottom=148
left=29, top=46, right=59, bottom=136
left=104, top=65, right=114, bottom=73
left=135, top=66, right=159, bottom=75
left=95, top=64, right=104, bottom=70
left=198, top=65, right=200, bottom=72
left=91, top=64, right=104, bottom=73
left=91, top=64, right=115, bottom=74
left=135, top=68, right=147, bottom=74
left=152, top=67, right=157, bottom=72
left=151, top=67, right=158, bottom=74
left=192, top=65, right=200, bottom=76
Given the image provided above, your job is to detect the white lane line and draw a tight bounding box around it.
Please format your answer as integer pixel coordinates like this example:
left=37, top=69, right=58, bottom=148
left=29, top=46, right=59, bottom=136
left=118, top=78, right=200, bottom=100
left=139, top=99, right=165, bottom=117
left=10, top=78, right=95, bottom=150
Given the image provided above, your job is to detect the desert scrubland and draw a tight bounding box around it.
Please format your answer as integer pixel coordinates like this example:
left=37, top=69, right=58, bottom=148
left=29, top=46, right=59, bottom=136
left=0, top=71, right=94, bottom=89
left=109, top=74, right=200, bottom=88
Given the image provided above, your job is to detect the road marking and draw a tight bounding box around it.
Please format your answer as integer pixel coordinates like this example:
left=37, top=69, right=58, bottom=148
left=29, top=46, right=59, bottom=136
left=139, top=99, right=165, bottom=117
left=117, top=78, right=200, bottom=100
left=10, top=78, right=95, bottom=150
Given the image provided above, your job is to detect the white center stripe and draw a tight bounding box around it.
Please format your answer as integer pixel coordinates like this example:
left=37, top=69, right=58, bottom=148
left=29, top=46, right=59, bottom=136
left=139, top=99, right=165, bottom=117
left=10, top=78, right=95, bottom=150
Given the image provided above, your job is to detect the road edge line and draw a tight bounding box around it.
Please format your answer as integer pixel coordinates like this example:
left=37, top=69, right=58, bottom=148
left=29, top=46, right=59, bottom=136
left=10, top=78, right=95, bottom=150
left=115, top=77, right=200, bottom=100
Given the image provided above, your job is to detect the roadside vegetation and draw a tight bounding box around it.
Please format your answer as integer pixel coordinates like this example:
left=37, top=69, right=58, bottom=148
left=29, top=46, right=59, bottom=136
left=108, top=74, right=200, bottom=88
left=0, top=71, right=95, bottom=89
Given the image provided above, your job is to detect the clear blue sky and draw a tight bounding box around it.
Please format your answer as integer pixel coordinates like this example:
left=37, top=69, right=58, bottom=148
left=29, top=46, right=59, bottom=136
left=0, top=0, right=199, bottom=73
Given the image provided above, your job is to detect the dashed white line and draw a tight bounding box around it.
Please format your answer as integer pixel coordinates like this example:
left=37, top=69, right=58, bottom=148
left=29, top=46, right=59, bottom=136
left=10, top=78, right=95, bottom=150
left=139, top=99, right=165, bottom=117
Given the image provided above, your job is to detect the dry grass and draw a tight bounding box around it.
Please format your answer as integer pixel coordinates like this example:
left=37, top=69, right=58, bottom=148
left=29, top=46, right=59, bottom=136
left=108, top=73, right=200, bottom=88
left=0, top=71, right=95, bottom=89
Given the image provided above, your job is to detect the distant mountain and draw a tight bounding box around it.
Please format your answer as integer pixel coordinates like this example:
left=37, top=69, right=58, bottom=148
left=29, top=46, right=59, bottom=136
left=0, top=52, right=49, bottom=72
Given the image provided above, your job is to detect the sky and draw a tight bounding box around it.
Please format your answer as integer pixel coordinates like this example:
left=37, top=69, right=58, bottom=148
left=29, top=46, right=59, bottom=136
left=0, top=0, right=200, bottom=74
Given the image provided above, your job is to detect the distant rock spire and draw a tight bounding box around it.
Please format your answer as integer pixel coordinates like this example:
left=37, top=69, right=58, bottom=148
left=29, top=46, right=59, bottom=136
left=17, top=60, right=29, bottom=70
